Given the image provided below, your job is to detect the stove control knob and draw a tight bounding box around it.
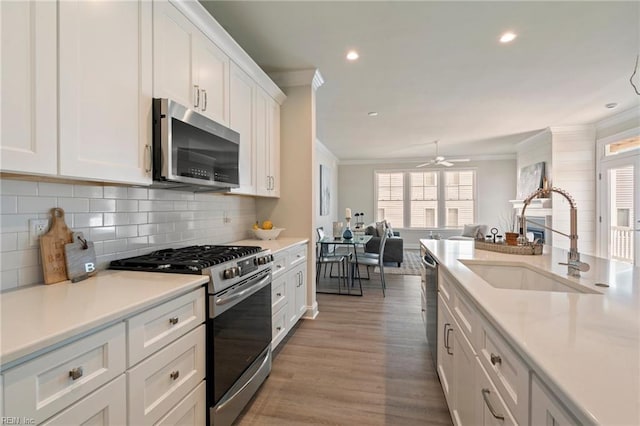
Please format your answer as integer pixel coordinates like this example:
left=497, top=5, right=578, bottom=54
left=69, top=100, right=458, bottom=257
left=253, top=258, right=259, bottom=266
left=257, top=257, right=266, bottom=265
left=223, top=268, right=234, bottom=279
left=268, top=254, right=274, bottom=262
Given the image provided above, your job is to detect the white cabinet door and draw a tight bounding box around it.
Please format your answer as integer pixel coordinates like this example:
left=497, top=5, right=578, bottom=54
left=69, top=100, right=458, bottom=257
left=531, top=373, right=578, bottom=426
left=475, top=359, right=517, bottom=426
left=452, top=321, right=477, bottom=426
left=153, top=0, right=195, bottom=110
left=229, top=61, right=256, bottom=195
left=0, top=0, right=57, bottom=175
left=437, top=295, right=454, bottom=407
left=295, top=263, right=307, bottom=319
left=41, top=375, right=127, bottom=426
left=193, top=35, right=229, bottom=125
left=155, top=381, right=206, bottom=426
left=58, top=0, right=152, bottom=185
left=268, top=96, right=281, bottom=197
left=255, top=86, right=270, bottom=196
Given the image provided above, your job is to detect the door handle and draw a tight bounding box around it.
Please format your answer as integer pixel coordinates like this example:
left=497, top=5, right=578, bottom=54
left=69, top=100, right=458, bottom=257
left=481, top=388, right=505, bottom=421
left=193, top=85, right=200, bottom=108
left=445, top=327, right=453, bottom=355
left=202, top=89, right=208, bottom=111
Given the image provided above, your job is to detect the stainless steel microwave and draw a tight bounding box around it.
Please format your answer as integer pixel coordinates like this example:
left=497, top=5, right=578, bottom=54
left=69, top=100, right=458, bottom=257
left=152, top=98, right=240, bottom=191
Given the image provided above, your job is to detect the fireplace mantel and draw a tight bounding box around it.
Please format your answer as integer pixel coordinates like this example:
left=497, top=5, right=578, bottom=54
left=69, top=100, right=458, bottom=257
left=509, top=199, right=552, bottom=217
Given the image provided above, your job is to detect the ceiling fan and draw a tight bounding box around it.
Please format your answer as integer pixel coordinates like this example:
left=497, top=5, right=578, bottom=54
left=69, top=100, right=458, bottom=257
left=416, top=140, right=470, bottom=168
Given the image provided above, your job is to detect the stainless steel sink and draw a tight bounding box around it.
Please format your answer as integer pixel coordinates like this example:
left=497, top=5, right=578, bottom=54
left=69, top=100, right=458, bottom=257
left=459, top=260, right=601, bottom=294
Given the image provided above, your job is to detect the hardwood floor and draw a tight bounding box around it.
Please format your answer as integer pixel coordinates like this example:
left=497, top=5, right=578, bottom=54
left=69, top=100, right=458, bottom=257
left=236, top=274, right=453, bottom=425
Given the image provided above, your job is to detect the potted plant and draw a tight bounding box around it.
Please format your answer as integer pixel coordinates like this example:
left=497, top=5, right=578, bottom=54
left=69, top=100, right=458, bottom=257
left=501, top=211, right=519, bottom=246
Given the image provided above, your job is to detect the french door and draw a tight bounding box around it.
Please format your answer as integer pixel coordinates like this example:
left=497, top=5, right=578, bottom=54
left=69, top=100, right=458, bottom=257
left=599, top=153, right=639, bottom=265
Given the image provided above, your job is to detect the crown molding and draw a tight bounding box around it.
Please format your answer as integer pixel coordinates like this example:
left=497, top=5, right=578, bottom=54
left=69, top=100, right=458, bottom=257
left=338, top=153, right=515, bottom=166
left=515, top=128, right=551, bottom=148
left=549, top=124, right=596, bottom=136
left=316, top=139, right=339, bottom=162
left=269, top=69, right=325, bottom=91
left=595, top=106, right=640, bottom=131
left=174, top=0, right=286, bottom=104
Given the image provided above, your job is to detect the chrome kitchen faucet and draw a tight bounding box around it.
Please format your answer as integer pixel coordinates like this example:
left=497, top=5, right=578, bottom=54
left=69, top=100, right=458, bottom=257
left=518, top=187, right=590, bottom=277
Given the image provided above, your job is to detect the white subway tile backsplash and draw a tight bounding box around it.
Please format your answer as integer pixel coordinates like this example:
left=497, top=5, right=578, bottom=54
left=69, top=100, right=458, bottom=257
left=116, top=199, right=138, bottom=212
left=0, top=180, right=37, bottom=196
left=103, top=186, right=128, bottom=199
left=72, top=213, right=103, bottom=228
left=38, top=182, right=74, bottom=197
left=127, top=187, right=148, bottom=200
left=58, top=197, right=90, bottom=213
left=1, top=196, right=18, bottom=214
left=1, top=178, right=256, bottom=288
left=90, top=199, right=116, bottom=212
left=1, top=233, right=17, bottom=252
left=1, top=269, right=19, bottom=291
left=90, top=226, right=116, bottom=241
left=116, top=225, right=138, bottom=239
left=73, top=184, right=104, bottom=198
left=18, top=196, right=56, bottom=213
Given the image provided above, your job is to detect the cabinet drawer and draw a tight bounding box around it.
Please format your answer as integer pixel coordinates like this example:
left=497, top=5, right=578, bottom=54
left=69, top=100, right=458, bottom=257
left=438, top=269, right=454, bottom=305
left=272, top=251, right=288, bottom=279
left=272, top=304, right=288, bottom=349
left=288, top=244, right=307, bottom=267
left=3, top=323, right=126, bottom=424
left=41, top=375, right=127, bottom=426
left=127, top=287, right=205, bottom=366
left=531, top=373, right=578, bottom=426
left=127, top=325, right=205, bottom=425
left=155, top=380, right=206, bottom=426
left=272, top=274, right=287, bottom=313
left=478, top=321, right=528, bottom=425
left=475, top=359, right=518, bottom=426
left=452, top=286, right=478, bottom=345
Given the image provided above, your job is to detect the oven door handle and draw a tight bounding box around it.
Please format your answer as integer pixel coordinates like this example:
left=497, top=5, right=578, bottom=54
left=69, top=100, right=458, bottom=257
left=215, top=274, right=271, bottom=307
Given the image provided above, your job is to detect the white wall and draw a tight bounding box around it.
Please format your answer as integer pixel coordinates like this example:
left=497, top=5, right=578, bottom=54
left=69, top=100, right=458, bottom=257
left=338, top=159, right=516, bottom=248
left=315, top=140, right=339, bottom=236
left=516, top=129, right=552, bottom=194
left=0, top=179, right=256, bottom=292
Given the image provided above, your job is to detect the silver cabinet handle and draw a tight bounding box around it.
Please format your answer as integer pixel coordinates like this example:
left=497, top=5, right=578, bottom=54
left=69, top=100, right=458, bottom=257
left=145, top=144, right=152, bottom=173
left=169, top=317, right=179, bottom=325
left=445, top=327, right=453, bottom=355
left=490, top=353, right=502, bottom=365
left=202, top=89, right=207, bottom=111
left=170, top=370, right=180, bottom=380
left=482, top=388, right=505, bottom=421
left=69, top=367, right=83, bottom=380
left=194, top=85, right=200, bottom=108
left=266, top=176, right=270, bottom=190
left=271, top=176, right=275, bottom=190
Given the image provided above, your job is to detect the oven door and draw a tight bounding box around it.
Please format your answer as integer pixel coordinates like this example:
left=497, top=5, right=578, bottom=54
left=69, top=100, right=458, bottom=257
left=209, top=269, right=272, bottom=405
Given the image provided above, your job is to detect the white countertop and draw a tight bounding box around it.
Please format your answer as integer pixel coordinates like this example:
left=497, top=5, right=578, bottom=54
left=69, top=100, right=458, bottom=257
left=231, top=237, right=309, bottom=253
left=421, top=240, right=639, bottom=425
left=0, top=270, right=208, bottom=368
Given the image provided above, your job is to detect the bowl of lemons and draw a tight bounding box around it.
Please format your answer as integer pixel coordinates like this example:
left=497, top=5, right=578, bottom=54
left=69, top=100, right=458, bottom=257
left=252, top=221, right=284, bottom=240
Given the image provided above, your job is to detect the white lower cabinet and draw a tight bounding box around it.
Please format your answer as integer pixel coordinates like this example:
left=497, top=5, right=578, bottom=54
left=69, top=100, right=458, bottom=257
left=1, top=287, right=206, bottom=425
left=41, top=375, right=127, bottom=426
left=271, top=243, right=308, bottom=349
left=451, top=321, right=477, bottom=426
left=475, top=360, right=517, bottom=426
left=437, top=295, right=454, bottom=404
left=531, top=373, right=578, bottom=426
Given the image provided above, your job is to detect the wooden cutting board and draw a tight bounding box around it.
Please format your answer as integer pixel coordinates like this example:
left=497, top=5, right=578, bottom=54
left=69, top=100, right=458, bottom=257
left=40, top=208, right=73, bottom=284
left=65, top=232, right=97, bottom=283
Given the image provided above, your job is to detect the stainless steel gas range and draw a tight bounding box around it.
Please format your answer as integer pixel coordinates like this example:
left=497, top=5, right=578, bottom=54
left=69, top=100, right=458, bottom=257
left=111, top=245, right=274, bottom=425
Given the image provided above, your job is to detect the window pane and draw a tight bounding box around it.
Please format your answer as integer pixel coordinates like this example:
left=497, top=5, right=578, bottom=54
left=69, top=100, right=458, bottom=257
left=377, top=172, right=404, bottom=227
left=411, top=201, right=438, bottom=227
left=409, top=172, right=437, bottom=228
left=445, top=170, right=475, bottom=226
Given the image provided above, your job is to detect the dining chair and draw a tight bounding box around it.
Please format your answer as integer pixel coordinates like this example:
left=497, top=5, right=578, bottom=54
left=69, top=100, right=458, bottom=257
left=350, top=230, right=388, bottom=296
left=316, top=227, right=348, bottom=289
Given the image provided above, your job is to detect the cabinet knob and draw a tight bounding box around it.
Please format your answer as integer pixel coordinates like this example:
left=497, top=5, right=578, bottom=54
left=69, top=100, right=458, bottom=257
left=276, top=292, right=282, bottom=297
left=69, top=367, right=83, bottom=380
left=170, top=370, right=180, bottom=381
left=276, top=326, right=282, bottom=331
left=490, top=353, right=502, bottom=365
left=169, top=317, right=179, bottom=325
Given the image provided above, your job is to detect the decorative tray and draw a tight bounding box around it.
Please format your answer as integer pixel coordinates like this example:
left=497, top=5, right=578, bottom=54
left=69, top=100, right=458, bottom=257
left=474, top=240, right=542, bottom=256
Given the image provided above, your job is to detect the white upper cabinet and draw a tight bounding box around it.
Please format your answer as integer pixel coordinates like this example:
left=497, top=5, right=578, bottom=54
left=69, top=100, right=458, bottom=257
left=0, top=1, right=57, bottom=175
left=193, top=36, right=229, bottom=125
left=153, top=0, right=230, bottom=126
left=256, top=87, right=280, bottom=197
left=58, top=0, right=152, bottom=185
left=229, top=61, right=256, bottom=195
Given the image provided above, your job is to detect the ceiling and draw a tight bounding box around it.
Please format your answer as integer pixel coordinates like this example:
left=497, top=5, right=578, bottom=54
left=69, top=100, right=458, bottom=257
left=200, top=1, right=640, bottom=162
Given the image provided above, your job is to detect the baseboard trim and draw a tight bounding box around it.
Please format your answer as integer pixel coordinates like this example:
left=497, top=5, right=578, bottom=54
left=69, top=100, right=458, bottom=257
left=303, top=302, right=319, bottom=319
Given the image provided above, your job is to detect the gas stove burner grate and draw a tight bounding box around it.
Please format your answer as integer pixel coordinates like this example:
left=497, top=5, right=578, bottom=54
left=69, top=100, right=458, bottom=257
left=110, top=245, right=263, bottom=273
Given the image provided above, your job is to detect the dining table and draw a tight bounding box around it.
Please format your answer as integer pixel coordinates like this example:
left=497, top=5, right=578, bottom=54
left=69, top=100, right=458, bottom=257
left=316, top=234, right=372, bottom=296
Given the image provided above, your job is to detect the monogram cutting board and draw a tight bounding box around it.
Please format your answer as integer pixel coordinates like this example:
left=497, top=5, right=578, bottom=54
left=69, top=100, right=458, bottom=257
left=65, top=232, right=97, bottom=282
left=40, top=208, right=73, bottom=284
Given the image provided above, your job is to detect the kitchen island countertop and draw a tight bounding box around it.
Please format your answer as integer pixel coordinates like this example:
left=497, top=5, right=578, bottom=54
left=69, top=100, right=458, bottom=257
left=421, top=239, right=639, bottom=425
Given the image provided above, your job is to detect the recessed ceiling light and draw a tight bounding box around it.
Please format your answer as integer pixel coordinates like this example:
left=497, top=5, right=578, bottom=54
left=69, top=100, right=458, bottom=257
left=368, top=112, right=378, bottom=117
left=346, top=50, right=359, bottom=61
left=605, top=103, right=618, bottom=109
left=499, top=32, right=517, bottom=43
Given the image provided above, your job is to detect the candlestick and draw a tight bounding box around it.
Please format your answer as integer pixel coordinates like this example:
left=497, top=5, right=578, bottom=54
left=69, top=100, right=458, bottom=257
left=345, top=208, right=352, bottom=219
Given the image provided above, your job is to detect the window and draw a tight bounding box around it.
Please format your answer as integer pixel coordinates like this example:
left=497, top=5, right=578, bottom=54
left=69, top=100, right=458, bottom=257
left=375, top=169, right=476, bottom=228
